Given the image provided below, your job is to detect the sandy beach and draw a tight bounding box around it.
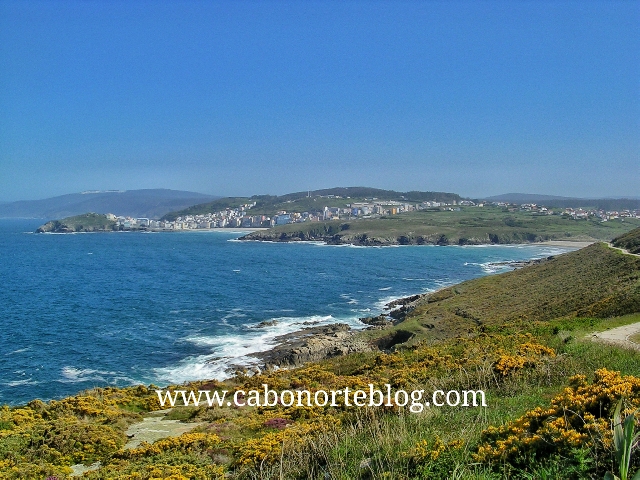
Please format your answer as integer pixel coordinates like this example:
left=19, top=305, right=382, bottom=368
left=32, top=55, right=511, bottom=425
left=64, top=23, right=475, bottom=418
left=537, top=240, right=596, bottom=248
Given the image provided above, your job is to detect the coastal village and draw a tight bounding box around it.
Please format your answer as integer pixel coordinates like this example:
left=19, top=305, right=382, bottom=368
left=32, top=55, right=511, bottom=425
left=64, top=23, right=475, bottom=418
left=108, top=196, right=640, bottom=231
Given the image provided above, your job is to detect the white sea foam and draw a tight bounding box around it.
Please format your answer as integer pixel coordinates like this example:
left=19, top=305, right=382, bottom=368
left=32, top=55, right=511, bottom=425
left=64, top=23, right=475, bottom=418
left=5, top=347, right=29, bottom=355
left=340, top=294, right=359, bottom=304
left=464, top=262, right=510, bottom=274
left=59, top=366, right=114, bottom=384
left=5, top=379, right=39, bottom=387
left=153, top=313, right=366, bottom=384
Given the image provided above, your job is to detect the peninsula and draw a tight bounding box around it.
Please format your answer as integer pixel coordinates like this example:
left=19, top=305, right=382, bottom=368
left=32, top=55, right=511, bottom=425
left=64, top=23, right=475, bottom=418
left=36, top=213, right=118, bottom=233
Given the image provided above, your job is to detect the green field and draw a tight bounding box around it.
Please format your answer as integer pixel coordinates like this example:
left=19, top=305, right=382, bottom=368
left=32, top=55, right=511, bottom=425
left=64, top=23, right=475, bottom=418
left=242, top=206, right=640, bottom=245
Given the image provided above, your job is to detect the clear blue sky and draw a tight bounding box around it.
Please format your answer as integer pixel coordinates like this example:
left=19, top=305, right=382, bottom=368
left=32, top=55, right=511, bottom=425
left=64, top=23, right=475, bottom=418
left=1, top=0, right=638, bottom=201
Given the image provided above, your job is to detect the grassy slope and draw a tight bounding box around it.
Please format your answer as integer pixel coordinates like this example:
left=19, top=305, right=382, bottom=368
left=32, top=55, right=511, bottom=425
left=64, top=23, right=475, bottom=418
left=612, top=226, right=640, bottom=254
left=383, top=243, right=640, bottom=343
left=243, top=207, right=640, bottom=244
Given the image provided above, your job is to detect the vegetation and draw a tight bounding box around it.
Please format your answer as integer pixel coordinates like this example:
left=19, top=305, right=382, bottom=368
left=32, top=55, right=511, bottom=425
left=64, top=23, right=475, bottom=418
left=35, top=213, right=117, bottom=233
left=161, top=187, right=463, bottom=221
left=1, top=245, right=639, bottom=478
left=242, top=206, right=640, bottom=245
left=385, top=242, right=640, bottom=343
left=605, top=399, right=640, bottom=480
left=613, top=227, right=640, bottom=255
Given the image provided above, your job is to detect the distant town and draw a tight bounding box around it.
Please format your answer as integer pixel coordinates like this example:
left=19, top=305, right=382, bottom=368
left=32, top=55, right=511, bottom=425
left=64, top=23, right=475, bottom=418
left=107, top=196, right=640, bottom=231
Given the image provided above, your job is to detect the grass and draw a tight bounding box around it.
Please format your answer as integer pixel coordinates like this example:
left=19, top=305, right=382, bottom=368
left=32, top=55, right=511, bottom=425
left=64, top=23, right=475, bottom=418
left=612, top=226, right=640, bottom=254
left=242, top=206, right=640, bottom=245
left=367, top=243, right=640, bottom=346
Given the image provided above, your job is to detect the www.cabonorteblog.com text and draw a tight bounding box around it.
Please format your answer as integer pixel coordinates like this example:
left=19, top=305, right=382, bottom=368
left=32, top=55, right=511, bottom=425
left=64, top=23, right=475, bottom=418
left=156, top=384, right=487, bottom=413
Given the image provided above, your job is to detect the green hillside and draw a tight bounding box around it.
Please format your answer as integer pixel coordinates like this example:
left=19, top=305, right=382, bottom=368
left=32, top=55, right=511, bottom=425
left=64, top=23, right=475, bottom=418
left=612, top=226, right=640, bottom=254
left=383, top=242, right=640, bottom=343
left=160, top=187, right=463, bottom=221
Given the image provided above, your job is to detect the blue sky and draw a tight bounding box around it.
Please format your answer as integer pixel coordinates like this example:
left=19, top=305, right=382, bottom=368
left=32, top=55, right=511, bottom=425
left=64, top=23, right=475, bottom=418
left=1, top=0, right=638, bottom=201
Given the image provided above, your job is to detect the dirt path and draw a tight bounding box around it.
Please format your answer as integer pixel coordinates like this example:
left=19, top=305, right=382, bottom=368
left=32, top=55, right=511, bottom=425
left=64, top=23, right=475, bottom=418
left=590, top=322, right=640, bottom=352
left=607, top=243, right=640, bottom=257
left=123, top=408, right=205, bottom=449
left=69, top=408, right=205, bottom=477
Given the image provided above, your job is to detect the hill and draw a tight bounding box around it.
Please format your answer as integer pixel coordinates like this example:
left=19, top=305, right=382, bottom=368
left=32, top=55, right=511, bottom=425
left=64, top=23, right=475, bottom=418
left=385, top=242, right=640, bottom=343
left=241, top=206, right=640, bottom=245
left=160, top=187, right=463, bottom=221
left=35, top=213, right=117, bottom=233
left=612, top=226, right=640, bottom=254
left=0, top=189, right=219, bottom=220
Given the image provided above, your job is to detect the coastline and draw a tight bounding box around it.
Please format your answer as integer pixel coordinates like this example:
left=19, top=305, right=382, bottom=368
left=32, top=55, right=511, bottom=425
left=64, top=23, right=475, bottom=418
left=5, top=232, right=588, bottom=404
left=238, top=229, right=604, bottom=247
left=536, top=240, right=595, bottom=248
left=229, top=251, right=576, bottom=374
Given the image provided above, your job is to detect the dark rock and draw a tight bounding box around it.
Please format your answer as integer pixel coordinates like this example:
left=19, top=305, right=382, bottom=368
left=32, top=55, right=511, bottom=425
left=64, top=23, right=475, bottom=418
left=250, top=323, right=370, bottom=369
left=375, top=330, right=415, bottom=351
left=359, top=314, right=393, bottom=329
left=254, top=320, right=278, bottom=328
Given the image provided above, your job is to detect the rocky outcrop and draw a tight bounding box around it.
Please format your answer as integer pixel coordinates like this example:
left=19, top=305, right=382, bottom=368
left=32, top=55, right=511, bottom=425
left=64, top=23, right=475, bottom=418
left=485, top=256, right=554, bottom=270
left=359, top=314, right=394, bottom=329
left=240, top=230, right=557, bottom=247
left=252, top=324, right=371, bottom=369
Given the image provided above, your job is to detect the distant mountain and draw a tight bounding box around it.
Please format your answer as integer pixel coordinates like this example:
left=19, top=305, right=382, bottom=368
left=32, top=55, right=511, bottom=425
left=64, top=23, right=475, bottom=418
left=0, top=189, right=220, bottom=220
left=483, top=193, right=574, bottom=203
left=483, top=193, right=640, bottom=211
left=161, top=186, right=464, bottom=221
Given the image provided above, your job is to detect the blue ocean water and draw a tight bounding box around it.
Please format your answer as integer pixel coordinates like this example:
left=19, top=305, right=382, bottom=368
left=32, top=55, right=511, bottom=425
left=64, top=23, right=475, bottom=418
left=0, top=219, right=575, bottom=405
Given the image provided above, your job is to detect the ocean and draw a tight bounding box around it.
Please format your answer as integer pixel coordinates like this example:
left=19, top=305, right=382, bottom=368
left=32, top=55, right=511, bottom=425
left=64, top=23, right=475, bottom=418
left=0, top=219, right=575, bottom=405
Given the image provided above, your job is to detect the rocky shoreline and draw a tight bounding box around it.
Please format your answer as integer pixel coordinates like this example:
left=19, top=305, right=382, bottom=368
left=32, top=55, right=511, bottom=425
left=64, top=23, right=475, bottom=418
left=485, top=256, right=555, bottom=269
left=234, top=256, right=559, bottom=373
left=238, top=293, right=430, bottom=372
left=249, top=324, right=370, bottom=370
left=238, top=229, right=587, bottom=247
